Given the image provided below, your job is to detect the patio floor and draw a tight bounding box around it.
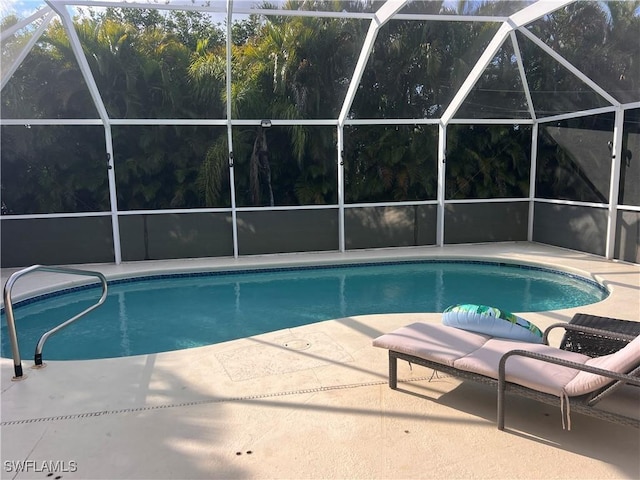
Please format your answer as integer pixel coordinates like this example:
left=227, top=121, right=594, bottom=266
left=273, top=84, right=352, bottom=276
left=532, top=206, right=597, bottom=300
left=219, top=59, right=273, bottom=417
left=1, top=242, right=639, bottom=479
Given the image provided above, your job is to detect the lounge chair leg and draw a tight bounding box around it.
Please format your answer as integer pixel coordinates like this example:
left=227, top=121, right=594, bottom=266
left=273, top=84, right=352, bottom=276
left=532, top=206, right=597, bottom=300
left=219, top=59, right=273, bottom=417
left=389, top=352, right=398, bottom=389
left=497, top=378, right=505, bottom=430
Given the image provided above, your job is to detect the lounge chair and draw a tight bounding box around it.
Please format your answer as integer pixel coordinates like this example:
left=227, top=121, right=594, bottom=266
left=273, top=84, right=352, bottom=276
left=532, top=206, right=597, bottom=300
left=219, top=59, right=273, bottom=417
left=372, top=317, right=640, bottom=430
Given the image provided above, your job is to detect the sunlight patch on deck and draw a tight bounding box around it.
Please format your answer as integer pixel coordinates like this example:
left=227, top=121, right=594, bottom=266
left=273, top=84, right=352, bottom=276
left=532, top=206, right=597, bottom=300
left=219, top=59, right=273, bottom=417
left=215, top=332, right=354, bottom=381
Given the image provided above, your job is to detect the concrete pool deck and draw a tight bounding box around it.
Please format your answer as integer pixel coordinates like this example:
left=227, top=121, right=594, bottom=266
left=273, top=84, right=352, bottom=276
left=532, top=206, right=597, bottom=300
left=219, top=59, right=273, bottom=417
left=1, top=242, right=639, bottom=479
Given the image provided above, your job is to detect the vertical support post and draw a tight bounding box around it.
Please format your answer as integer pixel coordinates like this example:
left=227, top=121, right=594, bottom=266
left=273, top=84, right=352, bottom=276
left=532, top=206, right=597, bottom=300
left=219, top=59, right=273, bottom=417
left=436, top=122, right=447, bottom=246
left=47, top=2, right=121, bottom=263
left=227, top=125, right=239, bottom=259
left=528, top=122, right=539, bottom=241
left=337, top=126, right=345, bottom=252
left=606, top=108, right=624, bottom=259
left=335, top=1, right=406, bottom=253
left=104, top=126, right=122, bottom=264
left=227, top=0, right=239, bottom=258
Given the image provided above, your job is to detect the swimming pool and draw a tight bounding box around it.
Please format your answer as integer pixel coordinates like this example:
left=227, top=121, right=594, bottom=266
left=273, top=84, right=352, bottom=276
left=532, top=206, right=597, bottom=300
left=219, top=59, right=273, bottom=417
left=1, top=260, right=608, bottom=361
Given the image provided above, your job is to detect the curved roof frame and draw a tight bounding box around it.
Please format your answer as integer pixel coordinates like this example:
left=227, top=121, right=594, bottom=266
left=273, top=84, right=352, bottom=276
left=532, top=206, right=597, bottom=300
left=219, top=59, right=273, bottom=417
left=2, top=0, right=635, bottom=126
left=45, top=1, right=111, bottom=123
left=442, top=0, right=576, bottom=124
left=338, top=0, right=408, bottom=127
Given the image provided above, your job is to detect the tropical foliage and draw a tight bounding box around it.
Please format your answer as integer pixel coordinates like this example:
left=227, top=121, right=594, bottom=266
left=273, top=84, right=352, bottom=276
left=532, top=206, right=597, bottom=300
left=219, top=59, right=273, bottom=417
left=446, top=125, right=531, bottom=199
left=1, top=1, right=639, bottom=214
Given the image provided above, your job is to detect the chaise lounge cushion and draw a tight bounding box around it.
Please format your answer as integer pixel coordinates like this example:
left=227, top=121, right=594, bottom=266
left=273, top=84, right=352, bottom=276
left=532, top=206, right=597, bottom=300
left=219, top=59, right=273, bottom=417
left=452, top=338, right=591, bottom=396
left=373, top=322, right=640, bottom=398
left=564, top=335, right=640, bottom=396
left=373, top=318, right=640, bottom=430
left=372, top=322, right=492, bottom=367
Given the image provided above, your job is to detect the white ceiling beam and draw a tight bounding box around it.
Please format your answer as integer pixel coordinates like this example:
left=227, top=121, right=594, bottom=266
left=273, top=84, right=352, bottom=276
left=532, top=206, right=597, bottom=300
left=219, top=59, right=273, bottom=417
left=338, top=0, right=408, bottom=126
left=509, top=30, right=536, bottom=120
left=47, top=0, right=227, bottom=14
left=441, top=23, right=512, bottom=125
left=393, top=14, right=508, bottom=22
left=47, top=1, right=369, bottom=18
left=1, top=6, right=53, bottom=41
left=1, top=11, right=55, bottom=91
left=374, top=0, right=408, bottom=25
left=534, top=105, right=618, bottom=124
left=517, top=26, right=620, bottom=106
left=45, top=1, right=111, bottom=123
left=441, top=0, right=578, bottom=125
left=28, top=2, right=510, bottom=22
left=509, top=0, right=576, bottom=27
left=337, top=21, right=378, bottom=127
left=233, top=8, right=372, bottom=19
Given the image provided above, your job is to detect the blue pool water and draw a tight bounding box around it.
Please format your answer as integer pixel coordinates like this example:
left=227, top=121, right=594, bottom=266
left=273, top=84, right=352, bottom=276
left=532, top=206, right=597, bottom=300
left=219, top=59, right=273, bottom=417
left=1, top=261, right=608, bottom=361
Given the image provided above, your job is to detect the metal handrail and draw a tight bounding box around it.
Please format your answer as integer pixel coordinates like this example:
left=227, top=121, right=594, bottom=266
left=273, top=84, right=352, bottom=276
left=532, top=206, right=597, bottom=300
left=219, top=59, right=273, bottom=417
left=3, top=265, right=108, bottom=379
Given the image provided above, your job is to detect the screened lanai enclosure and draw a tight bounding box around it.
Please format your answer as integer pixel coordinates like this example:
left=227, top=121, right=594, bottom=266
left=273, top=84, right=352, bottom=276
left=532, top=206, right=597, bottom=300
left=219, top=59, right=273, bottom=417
left=1, top=0, right=639, bottom=268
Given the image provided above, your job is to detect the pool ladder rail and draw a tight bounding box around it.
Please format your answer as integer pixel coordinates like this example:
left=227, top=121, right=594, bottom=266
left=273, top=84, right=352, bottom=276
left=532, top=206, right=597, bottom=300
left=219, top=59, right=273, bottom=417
left=3, top=265, right=108, bottom=380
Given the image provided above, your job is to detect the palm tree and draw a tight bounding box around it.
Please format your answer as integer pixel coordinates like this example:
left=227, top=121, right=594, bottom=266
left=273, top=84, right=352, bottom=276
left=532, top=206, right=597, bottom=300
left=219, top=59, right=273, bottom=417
left=71, top=10, right=227, bottom=209
left=189, top=2, right=356, bottom=207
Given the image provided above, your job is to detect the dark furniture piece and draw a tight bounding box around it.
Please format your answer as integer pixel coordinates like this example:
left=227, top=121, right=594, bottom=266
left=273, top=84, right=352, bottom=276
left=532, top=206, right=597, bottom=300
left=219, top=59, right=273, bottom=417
left=560, top=313, right=640, bottom=357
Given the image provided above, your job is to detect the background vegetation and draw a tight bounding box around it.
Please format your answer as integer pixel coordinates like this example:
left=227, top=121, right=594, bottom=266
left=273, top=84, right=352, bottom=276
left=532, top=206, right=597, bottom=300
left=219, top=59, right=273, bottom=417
left=1, top=0, right=638, bottom=214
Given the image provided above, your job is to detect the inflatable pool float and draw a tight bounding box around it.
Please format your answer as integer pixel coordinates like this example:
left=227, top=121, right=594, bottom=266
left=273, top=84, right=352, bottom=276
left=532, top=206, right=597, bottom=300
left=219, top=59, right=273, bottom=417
left=442, top=303, right=543, bottom=343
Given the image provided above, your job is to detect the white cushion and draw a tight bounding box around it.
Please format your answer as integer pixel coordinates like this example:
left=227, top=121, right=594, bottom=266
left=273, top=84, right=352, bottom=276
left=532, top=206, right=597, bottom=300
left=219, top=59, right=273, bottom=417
left=373, top=323, right=491, bottom=366
left=453, top=338, right=591, bottom=396
left=564, top=335, right=640, bottom=396
left=374, top=323, right=640, bottom=398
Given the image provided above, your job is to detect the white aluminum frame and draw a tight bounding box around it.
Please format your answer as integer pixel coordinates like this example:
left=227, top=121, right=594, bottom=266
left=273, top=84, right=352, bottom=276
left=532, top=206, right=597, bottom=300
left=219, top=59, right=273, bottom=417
left=1, top=11, right=55, bottom=90
left=1, top=0, right=637, bottom=263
